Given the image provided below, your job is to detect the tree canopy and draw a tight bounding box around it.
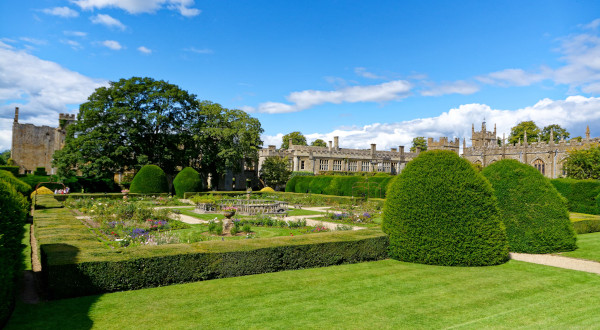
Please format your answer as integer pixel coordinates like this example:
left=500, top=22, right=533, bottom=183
left=259, top=156, right=291, bottom=190
left=53, top=77, right=263, bottom=187
left=540, top=124, right=570, bottom=143
left=508, top=121, right=540, bottom=144
left=563, top=145, right=600, bottom=179
left=409, top=137, right=427, bottom=153
left=281, top=131, right=307, bottom=149
left=310, top=139, right=327, bottom=147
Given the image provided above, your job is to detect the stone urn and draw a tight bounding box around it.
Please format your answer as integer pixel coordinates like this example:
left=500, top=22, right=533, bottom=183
left=223, top=209, right=236, bottom=219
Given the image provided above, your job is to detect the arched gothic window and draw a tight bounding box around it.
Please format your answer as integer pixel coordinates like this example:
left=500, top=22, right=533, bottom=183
left=533, top=159, right=545, bottom=175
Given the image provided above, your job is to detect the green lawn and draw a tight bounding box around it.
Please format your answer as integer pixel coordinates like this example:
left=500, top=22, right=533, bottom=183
left=21, top=223, right=31, bottom=271
left=7, top=259, right=600, bottom=329
left=560, top=232, right=600, bottom=262
left=287, top=208, right=325, bottom=216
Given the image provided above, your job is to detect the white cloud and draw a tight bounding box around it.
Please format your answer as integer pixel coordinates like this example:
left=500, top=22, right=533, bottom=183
left=90, top=14, right=126, bottom=30
left=583, top=18, right=600, bottom=30
left=0, top=47, right=107, bottom=150
left=421, top=80, right=480, bottom=96
left=261, top=96, right=600, bottom=149
left=354, top=67, right=385, bottom=79
left=476, top=68, right=550, bottom=87
left=64, top=31, right=87, bottom=37
left=72, top=0, right=200, bottom=17
left=20, top=37, right=48, bottom=46
left=137, top=46, right=152, bottom=54
left=61, top=39, right=83, bottom=50
left=185, top=47, right=213, bottom=54
left=255, top=80, right=413, bottom=114
left=553, top=33, right=600, bottom=93
left=42, top=7, right=79, bottom=18
left=100, top=40, right=122, bottom=50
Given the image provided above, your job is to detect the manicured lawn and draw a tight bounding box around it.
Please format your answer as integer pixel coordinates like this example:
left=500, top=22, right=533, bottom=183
left=287, top=208, right=325, bottom=216
left=560, top=232, right=600, bottom=262
left=7, top=259, right=600, bottom=329
left=21, top=223, right=31, bottom=271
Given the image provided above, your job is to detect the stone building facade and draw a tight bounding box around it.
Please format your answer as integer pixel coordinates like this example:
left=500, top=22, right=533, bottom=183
left=11, top=107, right=76, bottom=175
left=462, top=122, right=599, bottom=179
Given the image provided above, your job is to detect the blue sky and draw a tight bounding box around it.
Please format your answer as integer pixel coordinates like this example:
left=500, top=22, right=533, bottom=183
left=2, top=0, right=600, bottom=152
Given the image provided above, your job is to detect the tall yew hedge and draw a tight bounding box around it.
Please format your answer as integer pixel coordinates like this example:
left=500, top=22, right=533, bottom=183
left=130, top=165, right=169, bottom=194
left=382, top=150, right=509, bottom=266
left=551, top=178, right=600, bottom=215
left=483, top=160, right=577, bottom=253
left=173, top=167, right=202, bottom=198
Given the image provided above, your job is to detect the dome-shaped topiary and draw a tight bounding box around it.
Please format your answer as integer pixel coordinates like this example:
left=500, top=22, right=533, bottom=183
left=30, top=186, right=54, bottom=199
left=482, top=159, right=577, bottom=253
left=173, top=167, right=202, bottom=198
left=129, top=165, right=169, bottom=194
left=260, top=187, right=275, bottom=192
left=383, top=150, right=509, bottom=266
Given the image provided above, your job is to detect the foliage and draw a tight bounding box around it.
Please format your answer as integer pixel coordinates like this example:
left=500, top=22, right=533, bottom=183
left=33, top=167, right=47, bottom=176
left=383, top=150, right=509, bottom=266
left=0, top=166, right=19, bottom=176
left=0, top=170, right=32, bottom=195
left=129, top=165, right=169, bottom=194
left=52, top=77, right=263, bottom=188
left=281, top=131, right=307, bottom=149
left=285, top=175, right=393, bottom=198
left=259, top=156, right=291, bottom=190
left=0, top=150, right=10, bottom=165
left=409, top=136, right=427, bottom=152
left=482, top=160, right=577, bottom=253
left=173, top=167, right=202, bottom=198
left=30, top=186, right=54, bottom=199
left=508, top=121, right=540, bottom=144
left=540, top=124, right=570, bottom=143
left=260, top=187, right=275, bottom=192
left=0, top=180, right=28, bottom=324
left=310, top=139, right=327, bottom=147
left=562, top=144, right=600, bottom=179
left=551, top=178, right=600, bottom=214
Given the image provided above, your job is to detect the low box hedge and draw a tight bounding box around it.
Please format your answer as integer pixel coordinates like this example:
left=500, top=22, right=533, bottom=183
left=35, top=199, right=388, bottom=299
left=51, top=192, right=169, bottom=202
left=572, top=220, right=600, bottom=234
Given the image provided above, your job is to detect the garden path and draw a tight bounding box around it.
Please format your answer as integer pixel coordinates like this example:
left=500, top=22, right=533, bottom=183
left=510, top=253, right=600, bottom=275
left=287, top=206, right=366, bottom=231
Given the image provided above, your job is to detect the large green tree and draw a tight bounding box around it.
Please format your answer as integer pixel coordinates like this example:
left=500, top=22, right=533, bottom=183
left=53, top=77, right=263, bottom=186
left=409, top=137, right=427, bottom=153
left=540, top=124, right=570, bottom=143
left=0, top=150, right=9, bottom=165
left=563, top=145, right=600, bottom=179
left=310, top=139, right=327, bottom=147
left=281, top=131, right=307, bottom=149
left=259, top=156, right=292, bottom=190
left=508, top=121, right=540, bottom=144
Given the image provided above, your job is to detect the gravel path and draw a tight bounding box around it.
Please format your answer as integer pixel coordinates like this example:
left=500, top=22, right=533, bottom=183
left=510, top=253, right=600, bottom=274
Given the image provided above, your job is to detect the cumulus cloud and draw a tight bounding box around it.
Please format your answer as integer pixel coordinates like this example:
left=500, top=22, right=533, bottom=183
left=90, top=14, right=126, bottom=30
left=137, top=46, right=152, bottom=54
left=255, top=80, right=413, bottom=114
left=61, top=39, right=83, bottom=50
left=476, top=68, right=550, bottom=87
left=421, top=80, right=480, bottom=96
left=261, top=96, right=600, bottom=150
left=0, top=47, right=107, bottom=150
left=42, top=7, right=79, bottom=18
left=100, top=40, right=122, bottom=50
left=72, top=0, right=200, bottom=17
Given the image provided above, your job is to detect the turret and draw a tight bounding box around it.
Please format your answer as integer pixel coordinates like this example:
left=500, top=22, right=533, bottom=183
left=14, top=107, right=19, bottom=123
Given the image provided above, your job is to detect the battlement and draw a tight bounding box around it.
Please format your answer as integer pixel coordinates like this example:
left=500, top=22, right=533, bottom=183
left=59, top=113, right=76, bottom=121
left=428, top=137, right=460, bottom=153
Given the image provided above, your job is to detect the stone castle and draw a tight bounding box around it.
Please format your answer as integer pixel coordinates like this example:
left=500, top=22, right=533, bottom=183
left=258, top=122, right=598, bottom=179
left=10, top=107, right=75, bottom=174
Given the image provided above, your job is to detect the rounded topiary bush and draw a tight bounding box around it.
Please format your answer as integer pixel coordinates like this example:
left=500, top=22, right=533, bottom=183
left=30, top=186, right=54, bottom=199
left=260, top=187, right=275, bottom=192
left=173, top=167, right=202, bottom=198
left=129, top=165, right=169, bottom=194
left=482, top=159, right=577, bottom=253
left=382, top=150, right=509, bottom=266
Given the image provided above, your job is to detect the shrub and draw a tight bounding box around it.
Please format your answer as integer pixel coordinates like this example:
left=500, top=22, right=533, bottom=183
left=33, top=167, right=47, bottom=176
left=294, top=176, right=313, bottom=193
left=483, top=160, right=577, bottom=253
left=0, top=180, right=28, bottom=324
left=173, top=167, right=202, bottom=198
left=129, top=165, right=169, bottom=194
left=0, top=166, right=19, bottom=176
left=260, top=187, right=275, bottom=193
left=308, top=176, right=334, bottom=194
left=383, top=150, right=509, bottom=266
left=30, top=186, right=54, bottom=199
left=551, top=178, right=600, bottom=214
left=0, top=170, right=32, bottom=195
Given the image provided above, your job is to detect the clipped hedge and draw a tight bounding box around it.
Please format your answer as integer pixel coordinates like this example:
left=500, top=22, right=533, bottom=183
left=551, top=178, right=600, bottom=214
left=0, top=166, right=19, bottom=176
left=129, top=165, right=169, bottom=194
left=383, top=150, right=509, bottom=266
left=173, top=167, right=202, bottom=198
left=483, top=160, right=577, bottom=253
left=35, top=200, right=388, bottom=299
left=285, top=174, right=394, bottom=198
left=308, top=176, right=334, bottom=194
left=0, top=180, right=29, bottom=324
left=0, top=170, right=32, bottom=195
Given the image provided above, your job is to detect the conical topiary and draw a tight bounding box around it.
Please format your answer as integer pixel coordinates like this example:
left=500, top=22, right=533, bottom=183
left=482, top=159, right=577, bottom=253
left=382, top=150, right=509, bottom=266
left=129, top=165, right=169, bottom=194
left=173, top=167, right=202, bottom=198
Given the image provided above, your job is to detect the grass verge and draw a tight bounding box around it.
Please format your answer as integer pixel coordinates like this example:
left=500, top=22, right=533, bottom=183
left=560, top=232, right=600, bottom=262
left=6, top=259, right=600, bottom=329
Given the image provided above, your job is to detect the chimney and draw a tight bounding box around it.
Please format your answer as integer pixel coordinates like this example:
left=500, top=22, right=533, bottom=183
left=328, top=141, right=332, bottom=151
left=289, top=138, right=294, bottom=149
left=416, top=147, right=421, bottom=154
left=370, top=143, right=376, bottom=155
left=399, top=146, right=404, bottom=155
left=334, top=136, right=339, bottom=150
left=391, top=148, right=397, bottom=152
left=14, top=107, right=19, bottom=123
